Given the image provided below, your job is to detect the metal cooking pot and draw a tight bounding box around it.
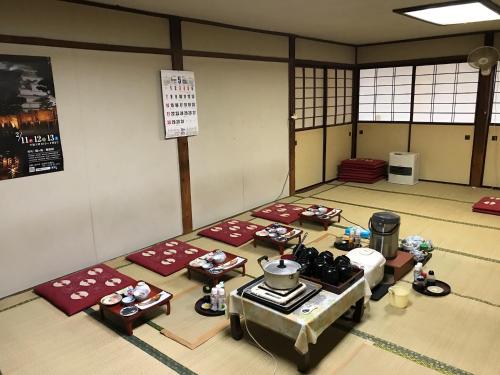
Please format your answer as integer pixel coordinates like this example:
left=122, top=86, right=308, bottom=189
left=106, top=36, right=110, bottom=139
left=257, top=256, right=302, bottom=290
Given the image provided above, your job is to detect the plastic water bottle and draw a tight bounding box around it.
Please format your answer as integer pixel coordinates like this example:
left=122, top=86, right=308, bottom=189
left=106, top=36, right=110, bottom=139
left=210, top=287, right=218, bottom=311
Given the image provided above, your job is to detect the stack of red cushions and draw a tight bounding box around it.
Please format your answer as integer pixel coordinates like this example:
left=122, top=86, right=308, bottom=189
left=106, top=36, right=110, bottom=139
left=472, top=196, right=500, bottom=216
left=338, top=158, right=387, bottom=183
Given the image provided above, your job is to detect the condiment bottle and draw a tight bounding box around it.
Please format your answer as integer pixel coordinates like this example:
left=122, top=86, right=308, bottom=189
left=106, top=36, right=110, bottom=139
left=354, top=228, right=361, bottom=247
left=217, top=287, right=226, bottom=311
left=426, top=270, right=436, bottom=286
left=415, top=275, right=425, bottom=291
left=210, top=287, right=218, bottom=311
left=413, top=262, right=423, bottom=281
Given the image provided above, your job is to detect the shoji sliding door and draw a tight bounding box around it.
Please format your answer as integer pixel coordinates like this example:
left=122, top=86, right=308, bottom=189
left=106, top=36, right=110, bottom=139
left=295, top=66, right=353, bottom=190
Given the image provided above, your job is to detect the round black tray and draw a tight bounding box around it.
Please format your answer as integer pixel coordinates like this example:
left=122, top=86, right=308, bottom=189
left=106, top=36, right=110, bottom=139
left=412, top=279, right=451, bottom=297
left=194, top=296, right=225, bottom=316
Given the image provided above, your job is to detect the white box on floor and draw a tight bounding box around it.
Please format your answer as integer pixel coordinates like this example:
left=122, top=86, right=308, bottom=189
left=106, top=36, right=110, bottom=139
left=346, top=247, right=385, bottom=289
left=388, top=151, right=419, bottom=185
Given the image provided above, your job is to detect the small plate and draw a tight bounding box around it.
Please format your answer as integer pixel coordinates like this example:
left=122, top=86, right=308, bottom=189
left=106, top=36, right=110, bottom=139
left=268, top=232, right=278, bottom=238
left=100, top=293, right=122, bottom=306
left=427, top=285, right=444, bottom=294
left=120, top=306, right=139, bottom=316
left=189, top=259, right=204, bottom=267
left=302, top=211, right=315, bottom=217
left=255, top=230, right=269, bottom=237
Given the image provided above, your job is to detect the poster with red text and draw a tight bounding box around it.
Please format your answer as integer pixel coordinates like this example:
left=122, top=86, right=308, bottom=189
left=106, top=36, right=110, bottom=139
left=0, top=54, right=64, bottom=181
left=160, top=70, right=198, bottom=139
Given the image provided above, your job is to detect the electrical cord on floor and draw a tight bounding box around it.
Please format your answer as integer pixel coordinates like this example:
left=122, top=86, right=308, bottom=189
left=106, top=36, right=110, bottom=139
left=240, top=292, right=278, bottom=375
left=274, top=171, right=290, bottom=201
left=340, top=214, right=368, bottom=231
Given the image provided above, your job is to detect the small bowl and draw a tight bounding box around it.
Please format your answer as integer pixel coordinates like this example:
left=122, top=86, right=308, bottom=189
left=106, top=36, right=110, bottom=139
left=276, top=227, right=287, bottom=235
left=122, top=296, right=136, bottom=305
left=133, top=290, right=149, bottom=301
left=317, top=207, right=328, bottom=214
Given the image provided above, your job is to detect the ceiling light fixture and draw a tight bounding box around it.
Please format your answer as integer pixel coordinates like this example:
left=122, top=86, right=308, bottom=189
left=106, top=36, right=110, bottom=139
left=394, top=0, right=500, bottom=25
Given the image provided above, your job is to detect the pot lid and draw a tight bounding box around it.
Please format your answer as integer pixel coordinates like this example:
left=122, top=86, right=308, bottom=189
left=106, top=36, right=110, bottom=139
left=264, top=259, right=301, bottom=275
left=371, top=211, right=400, bottom=224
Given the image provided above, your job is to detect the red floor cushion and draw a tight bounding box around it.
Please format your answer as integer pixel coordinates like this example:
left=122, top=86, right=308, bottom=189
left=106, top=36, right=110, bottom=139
left=340, top=158, right=387, bottom=169
left=252, top=203, right=304, bottom=224
left=126, top=240, right=208, bottom=276
left=338, top=175, right=385, bottom=183
left=34, top=264, right=136, bottom=316
left=472, top=196, right=500, bottom=215
left=198, top=220, right=265, bottom=247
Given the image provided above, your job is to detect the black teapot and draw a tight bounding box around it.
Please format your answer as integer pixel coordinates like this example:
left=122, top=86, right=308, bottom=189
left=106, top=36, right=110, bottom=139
left=317, top=251, right=334, bottom=265
left=322, top=265, right=339, bottom=284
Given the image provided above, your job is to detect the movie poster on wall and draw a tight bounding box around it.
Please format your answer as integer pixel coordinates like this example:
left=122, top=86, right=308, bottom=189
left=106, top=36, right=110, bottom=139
left=160, top=70, right=198, bottom=139
left=0, top=54, right=63, bottom=181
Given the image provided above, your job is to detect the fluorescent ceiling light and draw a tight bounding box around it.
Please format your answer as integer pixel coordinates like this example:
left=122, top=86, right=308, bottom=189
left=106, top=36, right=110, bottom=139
left=394, top=1, right=500, bottom=25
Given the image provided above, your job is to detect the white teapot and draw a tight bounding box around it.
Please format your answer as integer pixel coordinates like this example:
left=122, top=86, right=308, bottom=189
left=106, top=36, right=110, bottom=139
left=133, top=282, right=151, bottom=301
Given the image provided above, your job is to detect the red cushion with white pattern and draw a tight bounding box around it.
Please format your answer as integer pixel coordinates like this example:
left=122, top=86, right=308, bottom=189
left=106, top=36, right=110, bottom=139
left=34, top=264, right=136, bottom=316
left=472, top=196, right=500, bottom=215
left=126, top=240, right=208, bottom=276
left=198, top=220, right=265, bottom=247
left=252, top=203, right=304, bottom=224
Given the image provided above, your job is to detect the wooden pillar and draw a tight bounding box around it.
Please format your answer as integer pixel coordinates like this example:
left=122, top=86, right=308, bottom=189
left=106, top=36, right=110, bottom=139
left=288, top=35, right=296, bottom=195
left=351, top=65, right=360, bottom=158
left=470, top=32, right=495, bottom=187
left=169, top=16, right=193, bottom=233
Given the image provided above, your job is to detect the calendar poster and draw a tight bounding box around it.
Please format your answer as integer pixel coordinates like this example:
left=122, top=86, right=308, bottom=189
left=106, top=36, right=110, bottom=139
left=0, top=54, right=63, bottom=181
left=160, top=70, right=198, bottom=139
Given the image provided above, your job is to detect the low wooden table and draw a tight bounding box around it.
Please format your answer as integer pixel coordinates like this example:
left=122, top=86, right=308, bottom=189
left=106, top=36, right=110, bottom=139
left=299, top=206, right=342, bottom=230
left=252, top=225, right=303, bottom=255
left=99, top=281, right=172, bottom=335
left=384, top=250, right=414, bottom=281
left=187, top=252, right=247, bottom=286
left=229, top=277, right=365, bottom=372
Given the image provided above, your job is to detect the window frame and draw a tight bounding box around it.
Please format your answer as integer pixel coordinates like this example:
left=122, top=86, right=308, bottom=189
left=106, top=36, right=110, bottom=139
left=295, top=64, right=353, bottom=131
left=358, top=60, right=480, bottom=126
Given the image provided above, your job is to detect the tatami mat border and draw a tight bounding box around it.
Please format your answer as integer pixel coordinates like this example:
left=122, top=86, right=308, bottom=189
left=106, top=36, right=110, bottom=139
left=84, top=308, right=197, bottom=375
left=336, top=325, right=473, bottom=375
left=310, top=195, right=500, bottom=232
left=0, top=296, right=40, bottom=314
left=342, top=183, right=477, bottom=204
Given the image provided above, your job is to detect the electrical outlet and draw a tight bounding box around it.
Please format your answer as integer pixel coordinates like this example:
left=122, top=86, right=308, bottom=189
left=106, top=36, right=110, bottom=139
left=349, top=131, right=352, bottom=136
left=493, top=136, right=498, bottom=141
left=465, top=135, right=470, bottom=140
left=359, top=130, right=364, bottom=135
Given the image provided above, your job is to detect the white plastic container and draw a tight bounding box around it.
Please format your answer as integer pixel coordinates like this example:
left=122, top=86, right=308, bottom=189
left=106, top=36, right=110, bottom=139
left=346, top=247, right=386, bottom=289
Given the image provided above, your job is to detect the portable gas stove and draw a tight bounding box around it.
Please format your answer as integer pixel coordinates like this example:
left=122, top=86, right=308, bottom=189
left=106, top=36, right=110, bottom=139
left=236, top=276, right=322, bottom=314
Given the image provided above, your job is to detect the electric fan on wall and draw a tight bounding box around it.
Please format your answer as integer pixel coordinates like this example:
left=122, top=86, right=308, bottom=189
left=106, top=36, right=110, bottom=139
left=468, top=46, right=500, bottom=76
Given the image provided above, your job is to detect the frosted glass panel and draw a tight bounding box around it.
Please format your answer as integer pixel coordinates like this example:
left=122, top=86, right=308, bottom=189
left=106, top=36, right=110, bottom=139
left=358, top=66, right=412, bottom=122
left=414, top=62, right=478, bottom=123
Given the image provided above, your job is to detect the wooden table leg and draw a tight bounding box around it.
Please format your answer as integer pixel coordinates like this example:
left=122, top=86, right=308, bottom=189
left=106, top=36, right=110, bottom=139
left=297, top=351, right=311, bottom=373
left=230, top=313, right=244, bottom=340
left=164, top=301, right=171, bottom=315
left=279, top=245, right=284, bottom=255
left=187, top=268, right=191, bottom=279
left=253, top=239, right=257, bottom=248
left=353, top=297, right=364, bottom=323
left=241, top=264, right=246, bottom=276
left=124, top=321, right=133, bottom=336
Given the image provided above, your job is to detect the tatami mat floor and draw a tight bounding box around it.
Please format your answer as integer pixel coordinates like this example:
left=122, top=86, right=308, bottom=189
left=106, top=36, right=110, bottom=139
left=1, top=181, right=499, bottom=374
